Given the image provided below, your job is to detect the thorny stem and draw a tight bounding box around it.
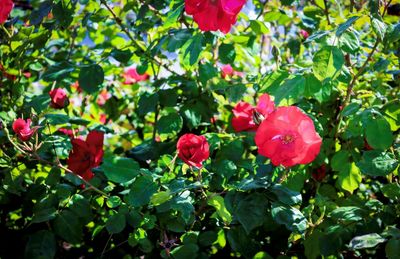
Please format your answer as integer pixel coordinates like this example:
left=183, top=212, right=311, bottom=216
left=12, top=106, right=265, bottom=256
left=323, top=0, right=331, bottom=25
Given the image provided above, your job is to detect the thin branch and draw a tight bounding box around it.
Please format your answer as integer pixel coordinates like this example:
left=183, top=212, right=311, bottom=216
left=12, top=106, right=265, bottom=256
left=323, top=0, right=331, bottom=25
left=100, top=0, right=179, bottom=76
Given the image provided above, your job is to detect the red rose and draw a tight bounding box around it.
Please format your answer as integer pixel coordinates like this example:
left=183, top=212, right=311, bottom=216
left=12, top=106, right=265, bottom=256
left=255, top=106, right=322, bottom=167
left=177, top=133, right=210, bottom=168
left=312, top=164, right=326, bottom=182
left=67, top=131, right=104, bottom=181
left=185, top=0, right=246, bottom=33
left=0, top=0, right=13, bottom=24
left=123, top=68, right=149, bottom=84
left=232, top=93, right=275, bottom=132
left=49, top=88, right=69, bottom=109
left=364, top=139, right=373, bottom=150
left=12, top=118, right=37, bottom=141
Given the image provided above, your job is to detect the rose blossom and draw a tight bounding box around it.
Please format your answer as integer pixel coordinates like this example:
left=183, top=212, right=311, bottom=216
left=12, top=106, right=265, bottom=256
left=232, top=93, right=275, bottom=132
left=299, top=29, right=310, bottom=39
left=255, top=106, right=322, bottom=167
left=0, top=0, right=13, bottom=24
left=123, top=68, right=149, bottom=84
left=177, top=133, right=210, bottom=168
left=312, top=164, right=326, bottom=182
left=185, top=0, right=246, bottom=33
left=67, top=131, right=104, bottom=181
left=12, top=118, right=36, bottom=141
left=221, top=64, right=244, bottom=79
left=49, top=88, right=69, bottom=109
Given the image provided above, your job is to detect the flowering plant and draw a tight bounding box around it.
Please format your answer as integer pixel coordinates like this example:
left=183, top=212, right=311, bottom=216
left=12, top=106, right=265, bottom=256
left=0, top=0, right=399, bottom=258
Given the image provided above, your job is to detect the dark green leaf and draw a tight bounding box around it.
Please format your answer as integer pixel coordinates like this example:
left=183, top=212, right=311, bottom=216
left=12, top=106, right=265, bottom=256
left=357, top=150, right=398, bottom=177
left=78, top=64, right=104, bottom=94
left=101, top=156, right=140, bottom=183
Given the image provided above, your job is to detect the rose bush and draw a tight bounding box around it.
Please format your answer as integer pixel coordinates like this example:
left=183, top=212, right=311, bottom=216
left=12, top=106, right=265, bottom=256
left=0, top=0, right=399, bottom=258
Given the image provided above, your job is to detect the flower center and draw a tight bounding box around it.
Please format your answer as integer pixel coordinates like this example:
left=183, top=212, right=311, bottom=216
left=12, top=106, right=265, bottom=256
left=280, top=134, right=295, bottom=144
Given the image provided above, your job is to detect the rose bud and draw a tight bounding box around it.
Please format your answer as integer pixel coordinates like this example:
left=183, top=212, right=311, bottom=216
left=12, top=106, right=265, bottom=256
left=12, top=118, right=37, bottom=141
left=300, top=29, right=310, bottom=39
left=49, top=88, right=69, bottom=109
left=255, top=106, right=322, bottom=167
left=312, top=164, right=326, bottom=182
left=177, top=133, right=210, bottom=168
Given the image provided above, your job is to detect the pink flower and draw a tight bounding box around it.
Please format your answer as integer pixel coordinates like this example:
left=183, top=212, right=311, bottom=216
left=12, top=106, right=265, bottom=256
left=255, top=106, right=322, bottom=167
left=221, top=64, right=244, bottom=79
left=49, top=88, right=69, bottom=109
left=12, top=118, right=36, bottom=141
left=300, top=29, right=310, bottom=39
left=185, top=0, right=246, bottom=33
left=232, top=94, right=275, bottom=132
left=0, top=0, right=13, bottom=24
left=97, top=89, right=111, bottom=106
left=123, top=68, right=149, bottom=84
left=58, top=128, right=78, bottom=138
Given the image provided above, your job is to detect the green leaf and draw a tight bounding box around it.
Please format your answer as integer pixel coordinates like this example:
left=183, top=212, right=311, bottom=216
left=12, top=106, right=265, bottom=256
left=336, top=16, right=360, bottom=36
left=337, top=162, right=362, bottom=193
left=53, top=210, right=82, bottom=244
left=199, top=62, right=217, bottom=84
left=312, top=46, right=344, bottom=81
left=110, top=49, right=133, bottom=64
left=339, top=30, right=360, bottom=54
left=138, top=93, right=159, bottom=116
left=25, top=230, right=56, bottom=259
left=101, top=156, right=140, bottom=183
left=157, top=112, right=183, bottom=136
left=357, top=151, right=398, bottom=177
left=349, top=233, right=386, bottom=249
left=165, top=2, right=184, bottom=28
left=106, top=213, right=126, bottom=234
left=304, top=73, right=322, bottom=97
left=371, top=16, right=387, bottom=41
left=386, top=238, right=400, bottom=259
left=208, top=195, right=232, bottom=224
left=45, top=114, right=70, bottom=125
left=250, top=20, right=269, bottom=34
left=304, top=229, right=323, bottom=259
left=41, top=62, right=74, bottom=81
left=171, top=244, right=199, bottom=259
left=270, top=184, right=302, bottom=205
left=31, top=207, right=57, bottom=223
left=329, top=206, right=365, bottom=223
left=365, top=116, right=393, bottom=149
left=227, top=227, right=259, bottom=258
left=106, top=196, right=122, bottom=208
left=150, top=191, right=172, bottom=206
left=272, top=75, right=305, bottom=105
left=235, top=193, right=267, bottom=234
left=78, top=64, right=104, bottom=94
left=219, top=43, right=236, bottom=64
left=198, top=231, right=218, bottom=247
left=385, top=23, right=400, bottom=43
left=182, top=33, right=204, bottom=66
left=271, top=202, right=307, bottom=234
left=126, top=175, right=158, bottom=207
left=226, top=84, right=247, bottom=103
left=331, top=150, right=349, bottom=172
left=342, top=102, right=361, bottom=116
left=381, top=183, right=400, bottom=200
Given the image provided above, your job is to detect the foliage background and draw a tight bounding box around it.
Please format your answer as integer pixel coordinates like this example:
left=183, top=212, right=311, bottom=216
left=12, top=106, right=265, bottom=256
left=0, top=0, right=400, bottom=258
